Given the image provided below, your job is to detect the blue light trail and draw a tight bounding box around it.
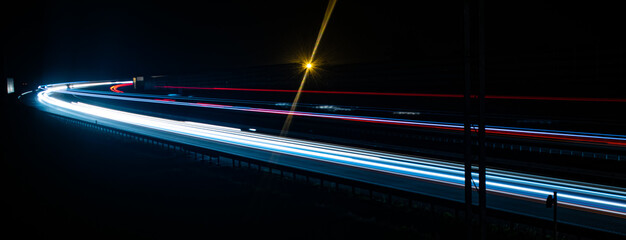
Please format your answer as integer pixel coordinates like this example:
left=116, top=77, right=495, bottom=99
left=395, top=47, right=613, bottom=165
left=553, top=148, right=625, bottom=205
left=35, top=81, right=626, bottom=220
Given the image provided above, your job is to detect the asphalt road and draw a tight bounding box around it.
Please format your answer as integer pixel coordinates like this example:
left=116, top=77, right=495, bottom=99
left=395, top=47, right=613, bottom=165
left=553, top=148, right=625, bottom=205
left=19, top=81, right=626, bottom=235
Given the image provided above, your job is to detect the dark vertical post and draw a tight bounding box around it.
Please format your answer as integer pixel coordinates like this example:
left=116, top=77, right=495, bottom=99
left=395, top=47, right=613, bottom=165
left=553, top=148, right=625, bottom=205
left=464, top=0, right=473, bottom=239
left=554, top=191, right=558, bottom=239
left=478, top=0, right=486, bottom=239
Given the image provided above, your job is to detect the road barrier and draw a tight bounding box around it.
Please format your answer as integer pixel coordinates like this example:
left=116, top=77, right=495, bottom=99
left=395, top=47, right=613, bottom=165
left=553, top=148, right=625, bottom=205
left=40, top=108, right=623, bottom=239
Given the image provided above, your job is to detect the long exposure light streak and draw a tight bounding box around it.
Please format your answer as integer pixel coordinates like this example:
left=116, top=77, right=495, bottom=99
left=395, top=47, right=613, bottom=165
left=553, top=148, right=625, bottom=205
left=153, top=86, right=626, bottom=103
left=58, top=89, right=626, bottom=147
left=34, top=82, right=626, bottom=220
left=110, top=83, right=133, bottom=93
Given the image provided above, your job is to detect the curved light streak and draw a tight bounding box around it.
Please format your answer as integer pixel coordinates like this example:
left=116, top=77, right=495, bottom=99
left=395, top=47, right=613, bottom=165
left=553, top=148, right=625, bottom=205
left=110, top=83, right=133, bottom=93
left=63, top=89, right=626, bottom=147
left=35, top=81, right=626, bottom=219
left=153, top=86, right=626, bottom=103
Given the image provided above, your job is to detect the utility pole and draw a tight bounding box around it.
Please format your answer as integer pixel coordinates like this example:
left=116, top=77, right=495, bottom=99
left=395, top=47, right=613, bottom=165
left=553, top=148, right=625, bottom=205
left=478, top=0, right=487, bottom=239
left=463, top=1, right=474, bottom=239
left=546, top=192, right=558, bottom=238
left=464, top=0, right=486, bottom=239
left=463, top=0, right=472, bottom=240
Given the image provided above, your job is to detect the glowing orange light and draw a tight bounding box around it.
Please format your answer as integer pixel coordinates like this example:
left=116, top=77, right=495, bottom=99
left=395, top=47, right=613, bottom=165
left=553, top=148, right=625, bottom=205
left=281, top=0, right=337, bottom=136
left=110, top=83, right=133, bottom=93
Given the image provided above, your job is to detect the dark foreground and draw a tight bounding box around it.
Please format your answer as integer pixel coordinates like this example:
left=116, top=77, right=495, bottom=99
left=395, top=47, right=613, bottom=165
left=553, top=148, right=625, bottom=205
left=1, top=99, right=605, bottom=239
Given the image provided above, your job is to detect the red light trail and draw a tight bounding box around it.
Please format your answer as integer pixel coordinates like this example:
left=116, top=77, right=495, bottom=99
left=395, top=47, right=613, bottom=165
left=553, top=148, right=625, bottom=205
left=153, top=86, right=626, bottom=103
left=110, top=83, right=133, bottom=93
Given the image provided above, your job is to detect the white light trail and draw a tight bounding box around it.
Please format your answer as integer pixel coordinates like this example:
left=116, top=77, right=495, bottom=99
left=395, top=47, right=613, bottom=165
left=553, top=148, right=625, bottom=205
left=35, top=81, right=626, bottom=219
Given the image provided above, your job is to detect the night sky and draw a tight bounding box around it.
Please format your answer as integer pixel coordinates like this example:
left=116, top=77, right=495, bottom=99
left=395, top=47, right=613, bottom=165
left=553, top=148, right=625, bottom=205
left=3, top=1, right=624, bottom=94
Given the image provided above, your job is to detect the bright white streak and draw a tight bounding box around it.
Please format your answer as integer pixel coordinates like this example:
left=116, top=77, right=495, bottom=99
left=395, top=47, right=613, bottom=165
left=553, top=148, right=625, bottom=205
left=36, top=82, right=626, bottom=217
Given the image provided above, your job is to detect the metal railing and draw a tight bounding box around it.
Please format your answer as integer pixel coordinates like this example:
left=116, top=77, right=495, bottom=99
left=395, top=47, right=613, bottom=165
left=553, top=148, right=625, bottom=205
left=38, top=108, right=623, bottom=239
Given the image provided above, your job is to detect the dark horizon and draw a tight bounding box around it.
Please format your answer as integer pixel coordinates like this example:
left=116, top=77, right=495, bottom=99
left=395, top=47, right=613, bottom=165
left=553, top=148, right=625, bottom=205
left=3, top=2, right=626, bottom=238
left=3, top=1, right=624, bottom=92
